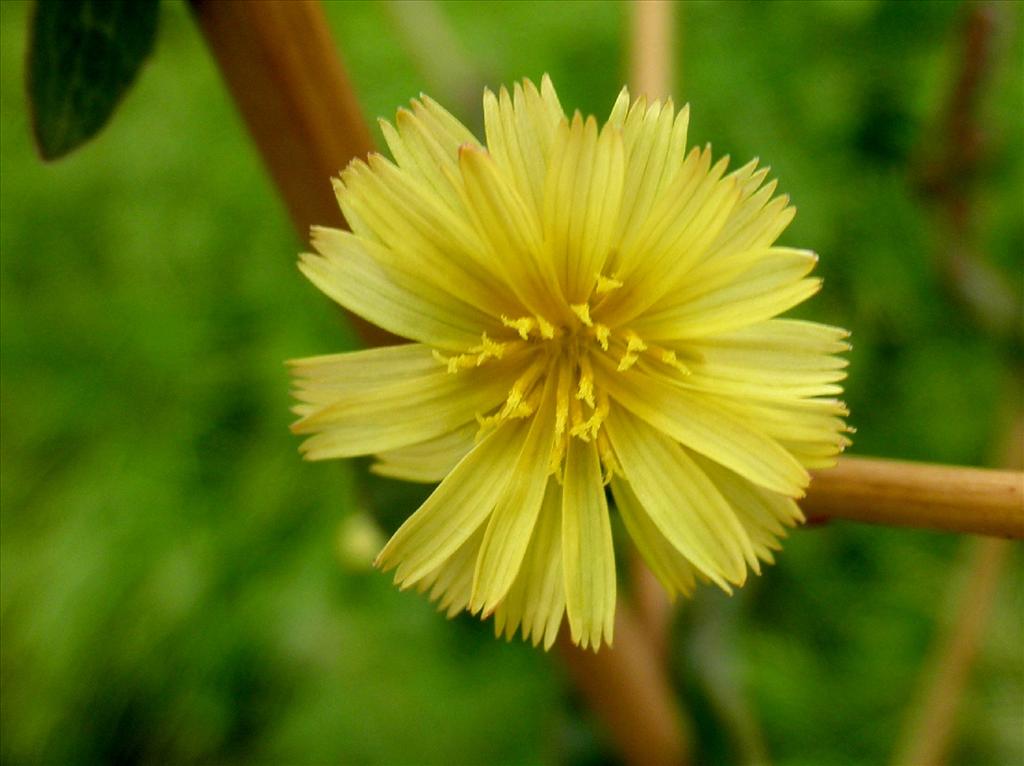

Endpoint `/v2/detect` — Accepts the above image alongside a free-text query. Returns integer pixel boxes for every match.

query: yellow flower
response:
[290,76,850,651]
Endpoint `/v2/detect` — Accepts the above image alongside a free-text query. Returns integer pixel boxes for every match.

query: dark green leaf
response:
[28,0,159,161]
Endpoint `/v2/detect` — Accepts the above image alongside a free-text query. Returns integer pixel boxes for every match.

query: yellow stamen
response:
[571,389,609,441]
[624,330,647,353]
[596,430,619,484]
[575,355,595,407]
[501,315,536,340]
[646,344,692,375]
[617,352,639,372]
[501,356,547,417]
[509,389,541,419]
[548,431,568,475]
[595,273,623,295]
[537,316,556,339]
[434,332,510,373]
[570,303,593,327]
[554,360,573,439]
[616,330,648,371]
[569,391,584,435]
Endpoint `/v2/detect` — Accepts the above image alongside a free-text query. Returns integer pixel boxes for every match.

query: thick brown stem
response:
[805,457,1024,539]
[557,603,691,766]
[190,0,393,346]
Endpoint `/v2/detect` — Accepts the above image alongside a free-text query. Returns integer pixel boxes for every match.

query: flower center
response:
[435,277,690,479]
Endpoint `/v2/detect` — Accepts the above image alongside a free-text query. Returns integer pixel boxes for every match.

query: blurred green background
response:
[2,1,1021,764]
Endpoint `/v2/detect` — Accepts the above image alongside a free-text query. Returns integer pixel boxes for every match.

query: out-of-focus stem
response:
[889,417,1022,765]
[891,9,1019,762]
[380,0,485,130]
[889,537,1013,766]
[630,0,675,99]
[688,593,771,766]
[805,458,1024,539]
[628,0,678,662]
[190,0,393,345]
[915,2,1019,338]
[557,603,692,766]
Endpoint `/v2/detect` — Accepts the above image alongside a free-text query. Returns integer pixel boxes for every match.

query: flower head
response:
[291,76,850,650]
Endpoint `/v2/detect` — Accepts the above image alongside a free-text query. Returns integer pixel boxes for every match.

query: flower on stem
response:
[290,76,850,651]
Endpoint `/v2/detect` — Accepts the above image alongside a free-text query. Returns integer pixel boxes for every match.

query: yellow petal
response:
[633,249,822,341]
[543,114,625,303]
[605,408,755,588]
[702,169,793,264]
[493,477,566,649]
[605,153,744,324]
[337,158,519,317]
[695,319,851,355]
[671,342,848,401]
[370,422,477,483]
[562,437,616,650]
[594,355,809,496]
[610,476,698,599]
[377,419,531,587]
[380,98,480,214]
[606,85,630,126]
[483,79,564,216]
[778,438,848,469]
[722,392,848,436]
[693,453,804,566]
[420,524,487,618]
[290,343,443,408]
[302,226,502,348]
[609,97,690,255]
[293,353,522,460]
[614,143,711,275]
[459,145,565,318]
[471,370,559,615]
[538,73,565,122]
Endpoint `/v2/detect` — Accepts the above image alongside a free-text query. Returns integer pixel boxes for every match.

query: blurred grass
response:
[1,1,1021,764]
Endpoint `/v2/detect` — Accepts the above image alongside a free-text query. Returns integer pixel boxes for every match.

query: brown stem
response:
[190,0,393,346]
[557,603,692,766]
[804,457,1024,539]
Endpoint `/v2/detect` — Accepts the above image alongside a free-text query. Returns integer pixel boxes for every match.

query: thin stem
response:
[804,457,1024,539]
[889,537,1012,766]
[630,0,676,99]
[628,0,679,664]
[914,1,1019,339]
[380,0,486,129]
[687,591,771,766]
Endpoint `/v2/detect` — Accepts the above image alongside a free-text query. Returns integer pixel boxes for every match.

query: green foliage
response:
[1,1,1021,765]
[28,0,159,160]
